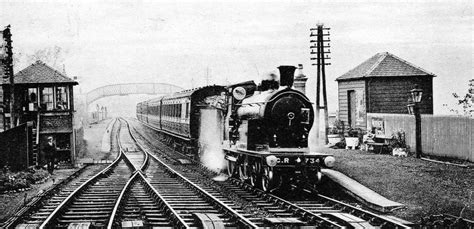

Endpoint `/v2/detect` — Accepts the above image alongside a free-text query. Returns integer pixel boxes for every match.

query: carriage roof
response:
[139,85,225,105]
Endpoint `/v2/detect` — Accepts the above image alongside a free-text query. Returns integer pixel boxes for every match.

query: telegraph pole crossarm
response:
[309,24,331,144]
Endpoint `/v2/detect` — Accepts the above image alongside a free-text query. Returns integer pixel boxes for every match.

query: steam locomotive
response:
[136,65,335,192]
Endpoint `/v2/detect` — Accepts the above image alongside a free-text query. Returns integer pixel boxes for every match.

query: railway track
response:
[116,118,256,228]
[5,119,121,228]
[108,171,185,228]
[6,117,423,228]
[3,164,106,228]
[127,118,416,228]
[39,119,137,228]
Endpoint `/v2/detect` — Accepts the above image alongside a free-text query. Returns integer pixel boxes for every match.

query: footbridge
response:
[86,83,184,106]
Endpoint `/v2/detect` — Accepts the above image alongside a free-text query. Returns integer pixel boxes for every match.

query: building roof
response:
[336,52,436,81]
[1,60,78,85]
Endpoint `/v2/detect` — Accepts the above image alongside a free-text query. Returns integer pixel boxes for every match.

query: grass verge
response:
[316,148,473,222]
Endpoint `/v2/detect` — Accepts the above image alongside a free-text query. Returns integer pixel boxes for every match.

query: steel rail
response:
[125,119,258,229]
[106,171,140,229]
[107,119,188,228]
[148,152,259,228]
[128,118,200,166]
[231,179,345,228]
[137,171,190,229]
[39,153,124,228]
[117,118,146,173]
[2,165,90,228]
[120,118,149,172]
[39,119,126,229]
[317,194,412,228]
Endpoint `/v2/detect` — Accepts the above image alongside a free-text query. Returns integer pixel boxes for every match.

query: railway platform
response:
[322,169,404,213]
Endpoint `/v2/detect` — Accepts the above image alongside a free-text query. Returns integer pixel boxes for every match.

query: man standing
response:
[43,136,56,174]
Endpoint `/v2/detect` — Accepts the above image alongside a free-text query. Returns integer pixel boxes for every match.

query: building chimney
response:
[294,64,308,94]
[277,65,296,88]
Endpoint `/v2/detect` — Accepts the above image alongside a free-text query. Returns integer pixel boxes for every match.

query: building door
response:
[348,90,356,128]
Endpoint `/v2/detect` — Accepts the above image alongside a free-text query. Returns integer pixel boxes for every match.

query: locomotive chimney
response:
[294,64,308,94]
[278,65,296,88]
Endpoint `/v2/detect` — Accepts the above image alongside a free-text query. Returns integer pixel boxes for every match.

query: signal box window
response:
[41,87,54,111]
[28,88,38,111]
[56,86,69,110]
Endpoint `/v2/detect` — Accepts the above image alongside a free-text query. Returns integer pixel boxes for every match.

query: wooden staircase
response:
[32,114,40,166]
[32,128,39,166]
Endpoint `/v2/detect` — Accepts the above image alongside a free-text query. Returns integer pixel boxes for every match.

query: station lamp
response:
[410,85,423,103]
[406,103,414,115]
[408,84,423,158]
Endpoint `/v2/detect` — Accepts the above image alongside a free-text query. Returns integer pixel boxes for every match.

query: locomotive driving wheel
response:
[227,160,237,178]
[262,166,275,192]
[238,157,248,181]
[249,161,261,187]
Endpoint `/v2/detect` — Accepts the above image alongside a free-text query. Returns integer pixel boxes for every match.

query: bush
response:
[330,119,345,135]
[389,130,407,149]
[0,167,49,192]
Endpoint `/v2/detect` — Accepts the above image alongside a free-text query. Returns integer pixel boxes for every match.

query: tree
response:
[26,46,66,70]
[452,92,472,117]
[444,80,473,117]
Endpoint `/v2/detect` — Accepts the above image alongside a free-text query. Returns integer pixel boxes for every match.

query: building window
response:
[28,88,38,111]
[56,86,69,110]
[41,87,54,111]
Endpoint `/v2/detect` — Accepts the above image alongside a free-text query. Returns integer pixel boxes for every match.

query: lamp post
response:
[407,85,423,158]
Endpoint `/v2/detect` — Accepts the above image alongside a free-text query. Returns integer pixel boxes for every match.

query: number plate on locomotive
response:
[276,157,320,165]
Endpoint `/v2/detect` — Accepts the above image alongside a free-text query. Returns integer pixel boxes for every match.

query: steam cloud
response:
[199,109,227,172]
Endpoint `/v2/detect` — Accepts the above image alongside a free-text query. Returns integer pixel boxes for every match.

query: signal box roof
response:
[336,52,436,81]
[1,60,78,85]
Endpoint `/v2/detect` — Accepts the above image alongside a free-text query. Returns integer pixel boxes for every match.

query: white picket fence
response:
[367,113,473,162]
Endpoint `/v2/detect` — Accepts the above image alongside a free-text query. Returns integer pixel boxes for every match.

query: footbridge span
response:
[85,83,184,106]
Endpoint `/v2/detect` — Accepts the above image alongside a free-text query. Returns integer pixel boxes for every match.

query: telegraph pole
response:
[310,24,331,144]
[206,67,210,86]
[1,25,15,128]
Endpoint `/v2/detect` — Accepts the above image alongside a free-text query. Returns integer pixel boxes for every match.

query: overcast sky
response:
[1,0,472,114]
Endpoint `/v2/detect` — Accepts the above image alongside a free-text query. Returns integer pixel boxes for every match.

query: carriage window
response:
[175,104,179,119]
[185,103,190,119]
[172,104,175,118]
[169,104,171,118]
[176,104,180,120]
[41,87,54,111]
